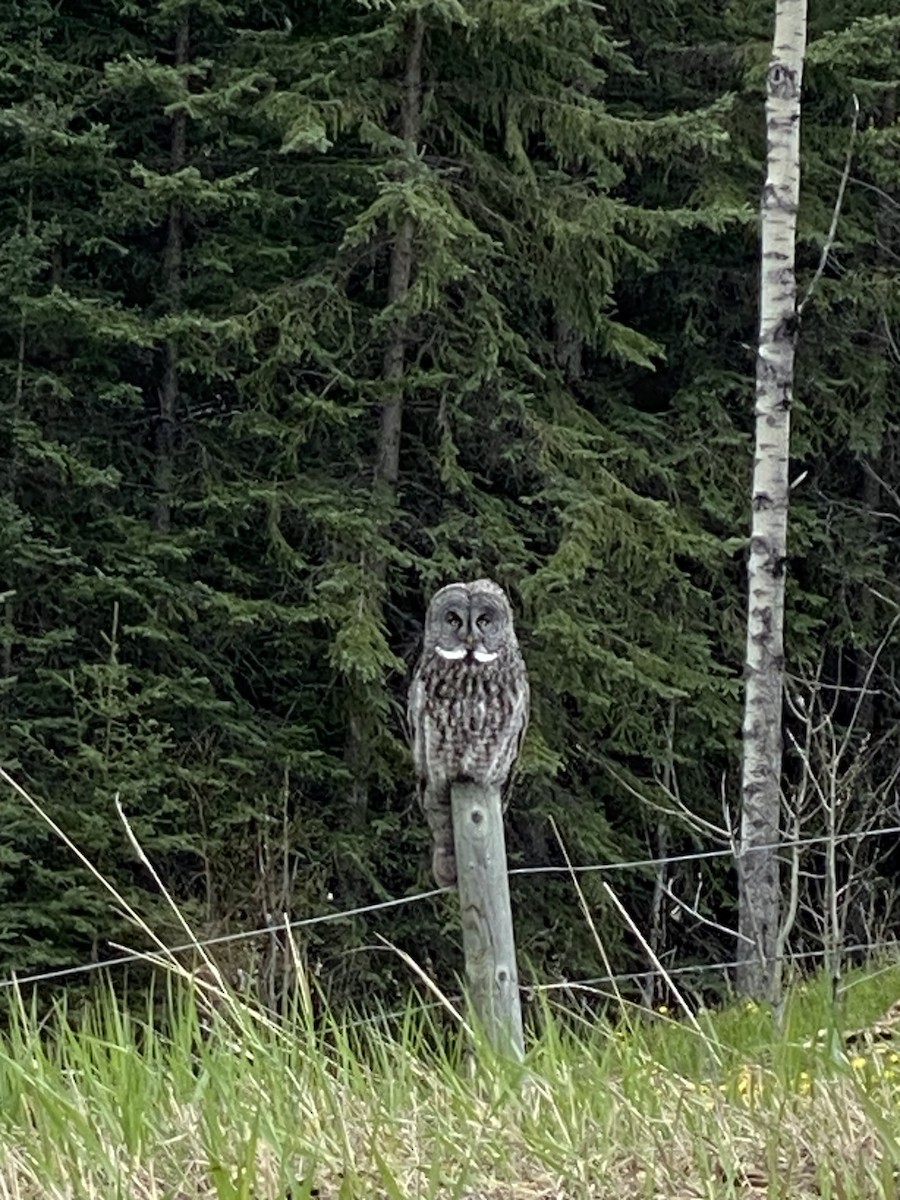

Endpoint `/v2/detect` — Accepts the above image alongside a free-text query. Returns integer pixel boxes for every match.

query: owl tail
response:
[421,782,456,888]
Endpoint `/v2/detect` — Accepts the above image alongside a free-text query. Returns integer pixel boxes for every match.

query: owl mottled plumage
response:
[408,579,530,888]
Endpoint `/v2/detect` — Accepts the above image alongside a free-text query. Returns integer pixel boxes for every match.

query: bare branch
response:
[798,94,859,317]
[604,761,730,844]
[661,880,751,945]
[860,456,900,516]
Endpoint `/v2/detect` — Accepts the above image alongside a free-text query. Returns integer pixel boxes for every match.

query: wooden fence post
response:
[450,780,524,1060]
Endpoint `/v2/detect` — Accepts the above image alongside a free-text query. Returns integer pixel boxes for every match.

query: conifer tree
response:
[5,0,896,1004]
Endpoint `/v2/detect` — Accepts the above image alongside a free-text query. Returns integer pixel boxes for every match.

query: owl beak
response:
[465,633,475,648]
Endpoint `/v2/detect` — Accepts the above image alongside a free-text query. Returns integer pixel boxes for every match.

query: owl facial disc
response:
[424,579,519,668]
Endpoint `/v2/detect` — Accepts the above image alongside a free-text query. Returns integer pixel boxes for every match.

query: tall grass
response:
[1,960,898,1199]
[0,770,896,1197]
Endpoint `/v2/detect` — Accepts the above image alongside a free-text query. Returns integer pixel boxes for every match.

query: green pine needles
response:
[0,0,898,1005]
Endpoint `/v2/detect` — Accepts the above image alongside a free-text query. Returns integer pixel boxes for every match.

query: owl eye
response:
[445,610,463,629]
[476,612,493,630]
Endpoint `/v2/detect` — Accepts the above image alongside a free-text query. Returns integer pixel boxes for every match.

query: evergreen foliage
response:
[1,0,897,1006]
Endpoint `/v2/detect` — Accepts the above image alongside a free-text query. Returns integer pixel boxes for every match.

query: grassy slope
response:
[1,961,898,1200]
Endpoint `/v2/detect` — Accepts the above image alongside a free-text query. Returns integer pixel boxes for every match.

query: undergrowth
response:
[0,959,898,1199]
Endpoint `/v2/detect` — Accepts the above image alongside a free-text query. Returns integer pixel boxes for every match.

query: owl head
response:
[423,578,518,665]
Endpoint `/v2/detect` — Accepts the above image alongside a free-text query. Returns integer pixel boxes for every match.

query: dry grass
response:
[0,769,896,1198]
[0,963,898,1200]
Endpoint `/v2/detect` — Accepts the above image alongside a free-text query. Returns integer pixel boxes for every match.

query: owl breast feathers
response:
[408,578,530,888]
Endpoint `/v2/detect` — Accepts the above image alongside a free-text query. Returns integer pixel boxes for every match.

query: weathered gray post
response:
[451,780,525,1060]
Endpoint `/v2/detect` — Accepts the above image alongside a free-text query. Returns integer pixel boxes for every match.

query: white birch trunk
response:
[737,0,807,1001]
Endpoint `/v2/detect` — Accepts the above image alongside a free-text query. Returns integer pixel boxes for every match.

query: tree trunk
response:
[1,163,34,686]
[737,0,807,1002]
[346,15,425,824]
[375,12,424,492]
[2,316,26,684]
[155,21,189,534]
[853,85,897,734]
[555,315,583,385]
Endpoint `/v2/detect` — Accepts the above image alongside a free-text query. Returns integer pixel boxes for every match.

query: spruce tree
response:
[4,0,896,1004]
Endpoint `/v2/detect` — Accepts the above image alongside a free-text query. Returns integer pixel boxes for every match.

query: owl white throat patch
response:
[472,649,499,663]
[436,646,499,664]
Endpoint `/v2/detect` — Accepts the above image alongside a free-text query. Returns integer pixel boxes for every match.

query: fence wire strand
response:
[0,887,446,992]
[528,938,899,994]
[344,936,900,1030]
[508,822,900,878]
[3,823,899,994]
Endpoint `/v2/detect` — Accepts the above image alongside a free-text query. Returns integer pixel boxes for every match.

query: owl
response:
[408,578,530,888]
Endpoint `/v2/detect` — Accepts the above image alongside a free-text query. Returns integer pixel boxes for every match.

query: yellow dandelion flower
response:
[850,1055,867,1071]
[736,1065,755,1104]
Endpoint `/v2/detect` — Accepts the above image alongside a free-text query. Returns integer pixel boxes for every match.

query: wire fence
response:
[528,938,899,995]
[3,821,898,995]
[508,822,900,878]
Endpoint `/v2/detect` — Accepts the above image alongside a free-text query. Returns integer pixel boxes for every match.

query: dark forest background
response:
[1,0,898,1010]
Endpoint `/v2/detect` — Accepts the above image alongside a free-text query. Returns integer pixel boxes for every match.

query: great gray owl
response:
[408,578,530,888]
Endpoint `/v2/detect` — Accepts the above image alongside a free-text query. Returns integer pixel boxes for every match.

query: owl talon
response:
[433,848,457,889]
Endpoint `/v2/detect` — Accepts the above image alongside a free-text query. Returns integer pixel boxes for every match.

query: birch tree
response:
[737,0,808,1001]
